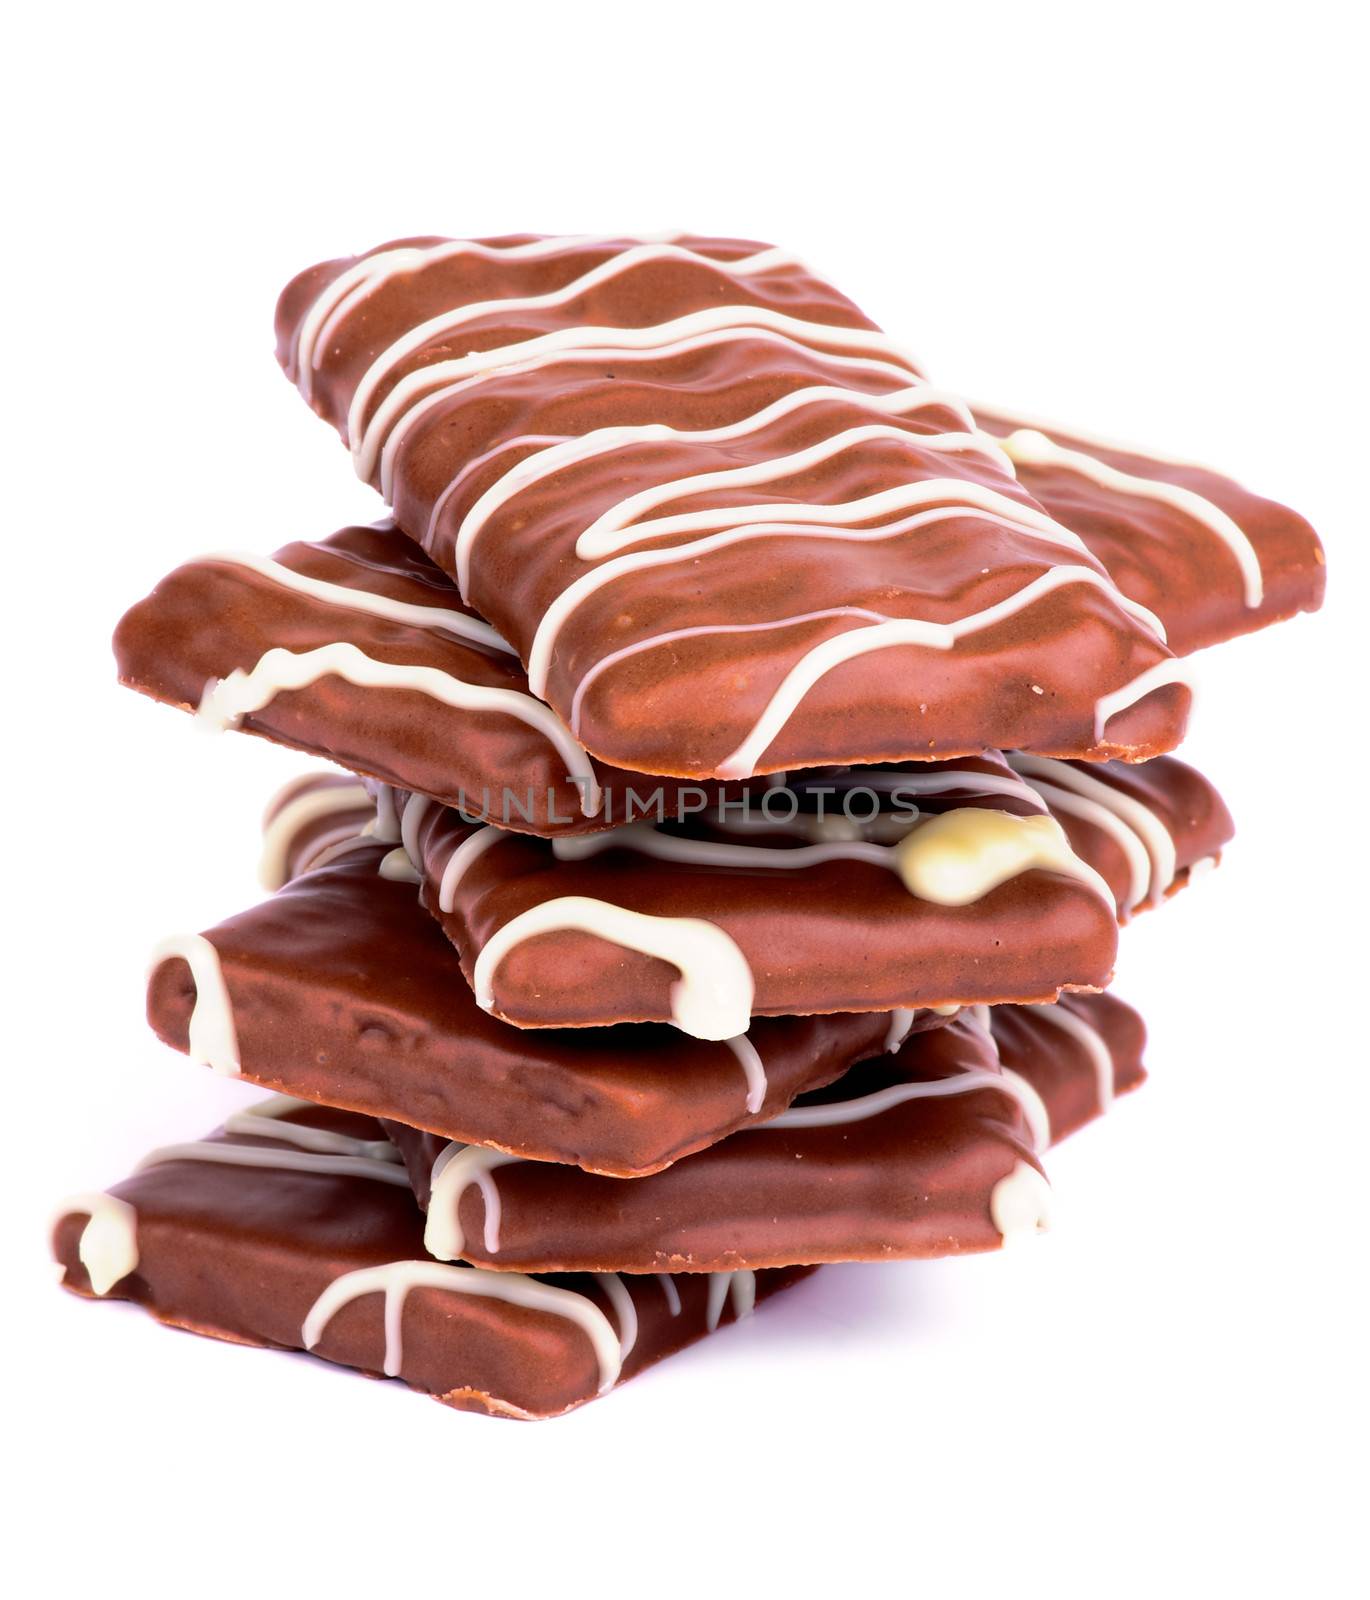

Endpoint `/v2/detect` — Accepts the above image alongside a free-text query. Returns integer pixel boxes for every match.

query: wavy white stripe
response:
[473,895,755,1042]
[258,780,370,890]
[573,430,1015,561]
[296,233,684,399]
[714,566,1170,779]
[347,241,802,448]
[354,304,922,481]
[204,549,514,654]
[148,933,239,1075]
[134,1140,412,1187]
[195,641,602,817]
[452,384,977,585]
[1008,753,1177,911]
[223,1095,402,1162]
[999,427,1263,607]
[529,506,1150,703]
[302,1260,626,1391]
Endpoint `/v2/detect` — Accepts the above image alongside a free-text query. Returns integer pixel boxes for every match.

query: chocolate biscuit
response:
[275,235,1191,774]
[53,1100,809,1419]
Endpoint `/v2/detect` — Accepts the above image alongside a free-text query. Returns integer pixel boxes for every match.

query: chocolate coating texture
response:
[275,235,1191,774]
[383,997,1143,1274]
[147,846,904,1176]
[53,1102,809,1419]
[400,750,1230,1029]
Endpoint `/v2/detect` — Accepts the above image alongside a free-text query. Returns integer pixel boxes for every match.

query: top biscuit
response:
[274,234,1198,776]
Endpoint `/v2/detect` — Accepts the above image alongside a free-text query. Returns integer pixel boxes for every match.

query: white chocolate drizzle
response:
[356,305,922,485]
[296,233,684,400]
[1008,753,1177,911]
[55,1193,139,1296]
[895,808,1114,908]
[705,1270,758,1333]
[529,508,1143,705]
[436,824,507,911]
[195,641,602,816]
[407,327,928,563]
[884,1010,917,1053]
[205,549,515,654]
[988,1160,1054,1245]
[148,933,240,1075]
[223,1095,404,1161]
[1093,659,1195,743]
[258,780,370,890]
[302,1259,627,1392]
[373,783,401,842]
[349,242,805,453]
[425,1143,524,1259]
[712,566,1168,778]
[473,896,755,1042]
[765,1065,1046,1150]
[135,1139,412,1188]
[572,430,1013,561]
[454,383,977,588]
[378,847,422,883]
[723,1034,768,1114]
[1028,1002,1117,1112]
[998,428,1264,608]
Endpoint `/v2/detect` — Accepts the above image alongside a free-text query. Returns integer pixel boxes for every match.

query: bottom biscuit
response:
[52,1101,811,1420]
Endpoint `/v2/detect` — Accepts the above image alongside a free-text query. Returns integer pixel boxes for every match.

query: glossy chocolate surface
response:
[275,235,1191,775]
[147,846,903,1176]
[384,997,1143,1274]
[53,1101,810,1419]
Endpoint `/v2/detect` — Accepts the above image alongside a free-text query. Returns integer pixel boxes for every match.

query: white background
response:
[5,4,1365,1595]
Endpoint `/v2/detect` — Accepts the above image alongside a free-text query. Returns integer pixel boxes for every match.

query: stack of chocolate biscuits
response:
[56,235,1324,1419]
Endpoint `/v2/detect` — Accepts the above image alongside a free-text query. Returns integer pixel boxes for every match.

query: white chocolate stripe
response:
[437,823,508,911]
[55,1193,139,1297]
[223,1096,403,1162]
[149,933,239,1075]
[474,896,754,1042]
[1093,658,1196,742]
[205,550,514,654]
[884,1009,917,1053]
[706,1270,757,1333]
[378,847,422,884]
[766,1064,1048,1151]
[355,305,923,481]
[1028,1002,1117,1112]
[302,1260,627,1392]
[553,820,894,876]
[1009,753,1177,910]
[714,566,1171,779]
[989,1161,1054,1245]
[134,1140,412,1187]
[531,511,1150,704]
[569,606,896,737]
[999,428,1264,608]
[555,808,1113,910]
[573,432,1018,561]
[386,330,927,524]
[452,384,976,587]
[426,1143,524,1259]
[194,641,603,817]
[399,791,433,868]
[298,234,685,399]
[373,783,401,842]
[348,241,803,446]
[597,1274,639,1362]
[723,1034,768,1115]
[258,780,370,890]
